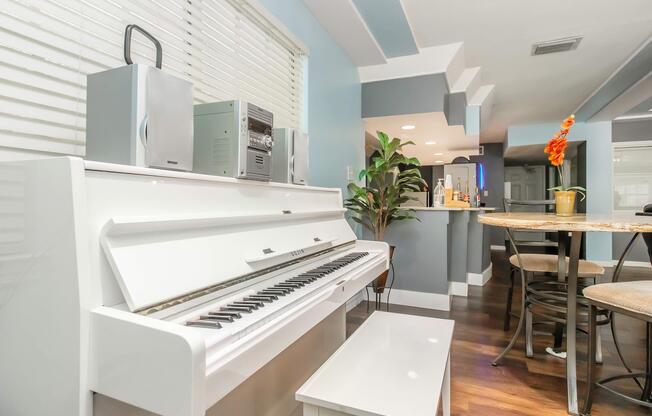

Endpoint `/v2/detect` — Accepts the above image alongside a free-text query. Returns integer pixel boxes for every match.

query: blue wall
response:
[258,0,364,193]
[507,121,613,261]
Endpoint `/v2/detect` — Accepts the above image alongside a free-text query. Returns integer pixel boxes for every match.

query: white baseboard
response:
[622,260,652,269]
[449,281,468,297]
[374,288,450,311]
[468,263,493,286]
[591,260,651,269]
[592,260,615,267]
[490,245,506,251]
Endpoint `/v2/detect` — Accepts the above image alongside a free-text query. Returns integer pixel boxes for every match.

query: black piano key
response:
[232,301,261,309]
[289,278,314,284]
[281,281,305,288]
[260,289,287,296]
[209,311,242,319]
[298,273,321,279]
[222,305,253,313]
[245,295,276,302]
[186,319,222,329]
[273,284,295,292]
[200,314,233,323]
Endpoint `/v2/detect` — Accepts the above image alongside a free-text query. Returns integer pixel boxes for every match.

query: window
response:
[0,0,305,156]
[613,142,652,211]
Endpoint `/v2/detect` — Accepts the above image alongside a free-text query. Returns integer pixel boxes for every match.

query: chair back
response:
[612,204,652,283]
[503,198,558,253]
[644,204,652,265]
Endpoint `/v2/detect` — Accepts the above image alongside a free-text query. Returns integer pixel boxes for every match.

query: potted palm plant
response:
[345,131,426,292]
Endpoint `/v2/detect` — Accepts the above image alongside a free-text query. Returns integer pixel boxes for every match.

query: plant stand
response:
[365,259,395,312]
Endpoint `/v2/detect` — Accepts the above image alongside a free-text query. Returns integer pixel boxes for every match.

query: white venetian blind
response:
[0,0,305,156]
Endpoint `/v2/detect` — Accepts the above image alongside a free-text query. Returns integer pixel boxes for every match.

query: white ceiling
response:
[305,0,652,144]
[401,0,652,142]
[363,112,479,165]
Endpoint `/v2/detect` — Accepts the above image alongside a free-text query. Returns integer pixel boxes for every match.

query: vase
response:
[372,245,395,294]
[555,191,576,217]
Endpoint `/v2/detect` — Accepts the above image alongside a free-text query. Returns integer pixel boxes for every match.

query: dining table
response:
[478,212,652,415]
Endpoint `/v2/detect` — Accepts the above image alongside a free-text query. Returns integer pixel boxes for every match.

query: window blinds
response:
[0,0,305,156]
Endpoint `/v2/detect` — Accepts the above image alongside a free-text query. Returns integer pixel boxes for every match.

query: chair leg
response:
[525,305,534,358]
[595,326,603,364]
[504,267,515,332]
[610,313,644,390]
[641,322,652,402]
[583,304,597,415]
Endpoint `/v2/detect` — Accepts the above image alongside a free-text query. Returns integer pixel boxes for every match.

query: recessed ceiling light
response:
[425,141,437,145]
[435,160,444,164]
[401,125,415,130]
[433,152,443,156]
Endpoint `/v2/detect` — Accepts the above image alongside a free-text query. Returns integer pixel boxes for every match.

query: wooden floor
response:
[346,251,652,415]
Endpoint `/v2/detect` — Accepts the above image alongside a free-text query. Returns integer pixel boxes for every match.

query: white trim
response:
[376,289,450,311]
[592,260,616,267]
[612,140,652,148]
[490,245,506,251]
[468,263,493,286]
[449,281,468,297]
[614,113,652,121]
[622,261,652,269]
[596,259,652,268]
[243,0,309,54]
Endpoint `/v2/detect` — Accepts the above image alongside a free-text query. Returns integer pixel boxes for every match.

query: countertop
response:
[296,311,455,416]
[478,212,652,232]
[405,206,496,212]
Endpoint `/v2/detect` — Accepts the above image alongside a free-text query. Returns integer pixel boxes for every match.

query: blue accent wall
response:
[258,0,364,193]
[507,122,613,261]
[352,0,419,58]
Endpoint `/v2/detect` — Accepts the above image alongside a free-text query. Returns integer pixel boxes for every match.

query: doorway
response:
[505,165,546,241]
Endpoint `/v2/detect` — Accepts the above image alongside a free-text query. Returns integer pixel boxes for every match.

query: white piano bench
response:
[296,311,454,416]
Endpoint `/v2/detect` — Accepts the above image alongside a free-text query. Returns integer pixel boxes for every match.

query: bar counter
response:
[378,206,495,310]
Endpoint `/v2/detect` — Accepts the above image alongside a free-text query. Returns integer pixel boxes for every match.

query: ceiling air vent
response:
[531,36,582,56]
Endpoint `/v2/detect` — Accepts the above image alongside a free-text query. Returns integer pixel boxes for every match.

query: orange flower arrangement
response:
[545,114,585,200]
[544,115,574,167]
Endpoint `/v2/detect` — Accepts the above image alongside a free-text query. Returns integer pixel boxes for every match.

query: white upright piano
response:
[0,157,388,416]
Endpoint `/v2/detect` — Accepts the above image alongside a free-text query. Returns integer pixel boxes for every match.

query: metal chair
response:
[583,205,652,414]
[497,199,607,364]
[502,199,605,336]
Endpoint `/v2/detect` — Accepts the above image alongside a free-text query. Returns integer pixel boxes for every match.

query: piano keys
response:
[0,157,388,416]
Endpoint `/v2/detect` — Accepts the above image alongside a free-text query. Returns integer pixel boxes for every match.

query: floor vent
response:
[532,37,582,56]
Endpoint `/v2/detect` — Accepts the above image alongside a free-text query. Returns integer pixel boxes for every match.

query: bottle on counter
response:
[475,187,481,207]
[434,178,445,207]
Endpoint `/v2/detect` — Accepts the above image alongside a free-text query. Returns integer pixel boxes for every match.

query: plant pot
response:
[555,191,577,217]
[372,245,395,294]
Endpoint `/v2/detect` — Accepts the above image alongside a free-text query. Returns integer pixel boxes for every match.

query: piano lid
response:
[100,209,356,312]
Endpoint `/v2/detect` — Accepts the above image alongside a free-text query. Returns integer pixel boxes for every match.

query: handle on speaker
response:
[124,24,162,69]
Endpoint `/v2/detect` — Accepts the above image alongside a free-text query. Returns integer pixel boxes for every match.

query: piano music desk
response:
[296,311,454,416]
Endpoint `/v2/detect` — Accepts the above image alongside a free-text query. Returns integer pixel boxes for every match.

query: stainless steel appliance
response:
[193,100,274,181]
[85,25,194,171]
[271,128,309,185]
